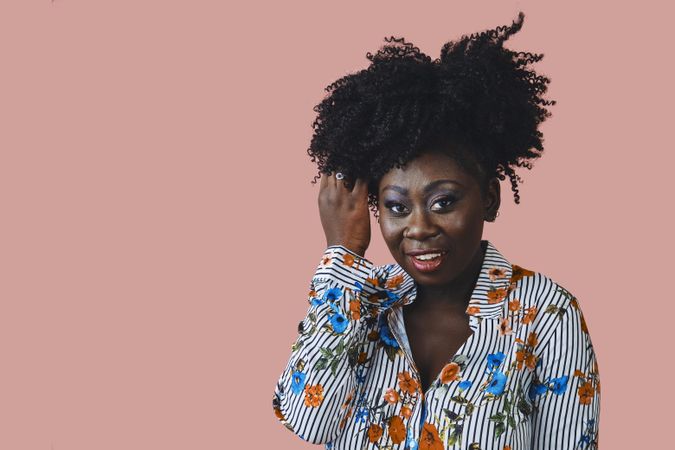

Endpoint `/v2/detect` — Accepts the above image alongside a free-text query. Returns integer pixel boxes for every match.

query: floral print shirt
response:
[273,240,600,449]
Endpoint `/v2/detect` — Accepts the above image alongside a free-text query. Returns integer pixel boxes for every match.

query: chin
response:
[412,272,455,287]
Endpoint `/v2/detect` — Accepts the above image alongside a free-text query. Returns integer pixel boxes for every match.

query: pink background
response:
[1,1,672,448]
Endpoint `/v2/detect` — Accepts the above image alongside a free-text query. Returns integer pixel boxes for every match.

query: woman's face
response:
[377,150,500,288]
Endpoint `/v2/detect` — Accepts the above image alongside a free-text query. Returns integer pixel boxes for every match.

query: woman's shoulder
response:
[511,263,592,343]
[511,263,581,311]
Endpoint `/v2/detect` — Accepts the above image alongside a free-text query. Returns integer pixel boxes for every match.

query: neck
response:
[413,240,486,312]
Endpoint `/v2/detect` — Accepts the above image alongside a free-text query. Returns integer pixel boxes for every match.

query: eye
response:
[430,196,456,211]
[384,201,408,215]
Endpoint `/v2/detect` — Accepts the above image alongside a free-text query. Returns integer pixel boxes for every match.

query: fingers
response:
[321,171,348,191]
[320,170,368,197]
[336,173,362,193]
[319,170,337,191]
[336,174,353,193]
[352,178,367,198]
[321,170,345,191]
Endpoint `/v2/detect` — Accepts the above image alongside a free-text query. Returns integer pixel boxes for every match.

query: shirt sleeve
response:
[272,245,375,445]
[529,286,601,449]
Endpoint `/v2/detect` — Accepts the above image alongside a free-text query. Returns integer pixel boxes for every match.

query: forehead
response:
[378,151,479,192]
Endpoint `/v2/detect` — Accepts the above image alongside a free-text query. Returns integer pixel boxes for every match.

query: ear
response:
[483,177,501,222]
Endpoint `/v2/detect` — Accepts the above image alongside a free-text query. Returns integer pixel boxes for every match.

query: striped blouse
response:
[273,240,600,449]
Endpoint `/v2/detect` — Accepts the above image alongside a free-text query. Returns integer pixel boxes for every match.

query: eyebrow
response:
[381,179,465,195]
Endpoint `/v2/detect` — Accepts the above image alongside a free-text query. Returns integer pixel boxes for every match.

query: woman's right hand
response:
[318,172,371,257]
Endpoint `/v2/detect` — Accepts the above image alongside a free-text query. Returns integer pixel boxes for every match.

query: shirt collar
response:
[384,240,514,320]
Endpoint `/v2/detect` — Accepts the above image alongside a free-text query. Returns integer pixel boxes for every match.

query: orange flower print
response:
[343,253,355,267]
[574,369,586,377]
[366,276,380,287]
[440,362,460,383]
[508,298,521,312]
[274,406,285,421]
[367,423,383,443]
[525,352,538,371]
[388,415,407,444]
[386,273,405,289]
[398,371,420,395]
[303,384,324,407]
[527,331,538,347]
[522,306,538,325]
[419,422,444,450]
[499,317,512,336]
[515,349,526,370]
[384,388,400,404]
[580,312,589,334]
[578,381,595,405]
[488,267,507,281]
[504,446,512,450]
[349,299,361,320]
[515,349,537,371]
[466,305,481,315]
[358,352,368,364]
[339,405,353,429]
[367,330,380,341]
[511,264,535,282]
[320,254,333,268]
[342,391,354,409]
[400,405,412,418]
[487,287,507,304]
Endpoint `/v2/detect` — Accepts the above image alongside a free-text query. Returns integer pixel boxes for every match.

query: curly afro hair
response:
[307,11,556,219]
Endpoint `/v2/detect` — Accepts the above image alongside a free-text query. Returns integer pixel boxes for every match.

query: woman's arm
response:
[529,284,601,448]
[272,244,375,445]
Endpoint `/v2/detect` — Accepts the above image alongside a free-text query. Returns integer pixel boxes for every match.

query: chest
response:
[402,307,474,393]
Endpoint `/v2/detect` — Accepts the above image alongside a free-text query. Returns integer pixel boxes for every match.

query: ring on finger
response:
[335,172,344,180]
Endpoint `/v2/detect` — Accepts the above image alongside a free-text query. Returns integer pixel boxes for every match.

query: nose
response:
[404,209,440,241]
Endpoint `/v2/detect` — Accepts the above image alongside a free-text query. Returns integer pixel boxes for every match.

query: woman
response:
[273,11,600,450]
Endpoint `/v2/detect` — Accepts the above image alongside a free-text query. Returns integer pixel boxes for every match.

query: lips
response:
[407,251,448,273]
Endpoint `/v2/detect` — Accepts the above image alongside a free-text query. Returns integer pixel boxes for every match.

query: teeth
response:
[414,253,442,261]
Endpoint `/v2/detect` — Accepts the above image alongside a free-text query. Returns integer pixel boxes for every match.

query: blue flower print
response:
[310,295,324,307]
[458,380,473,391]
[355,366,367,384]
[486,352,506,371]
[405,426,419,450]
[378,319,400,348]
[577,418,596,448]
[549,375,569,395]
[290,370,306,395]
[355,406,370,423]
[380,290,400,308]
[323,287,343,302]
[329,312,348,333]
[528,382,548,401]
[486,370,507,395]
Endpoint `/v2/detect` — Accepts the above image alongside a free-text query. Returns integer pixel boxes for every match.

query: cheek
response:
[437,208,485,242]
[446,210,483,231]
[378,219,403,247]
